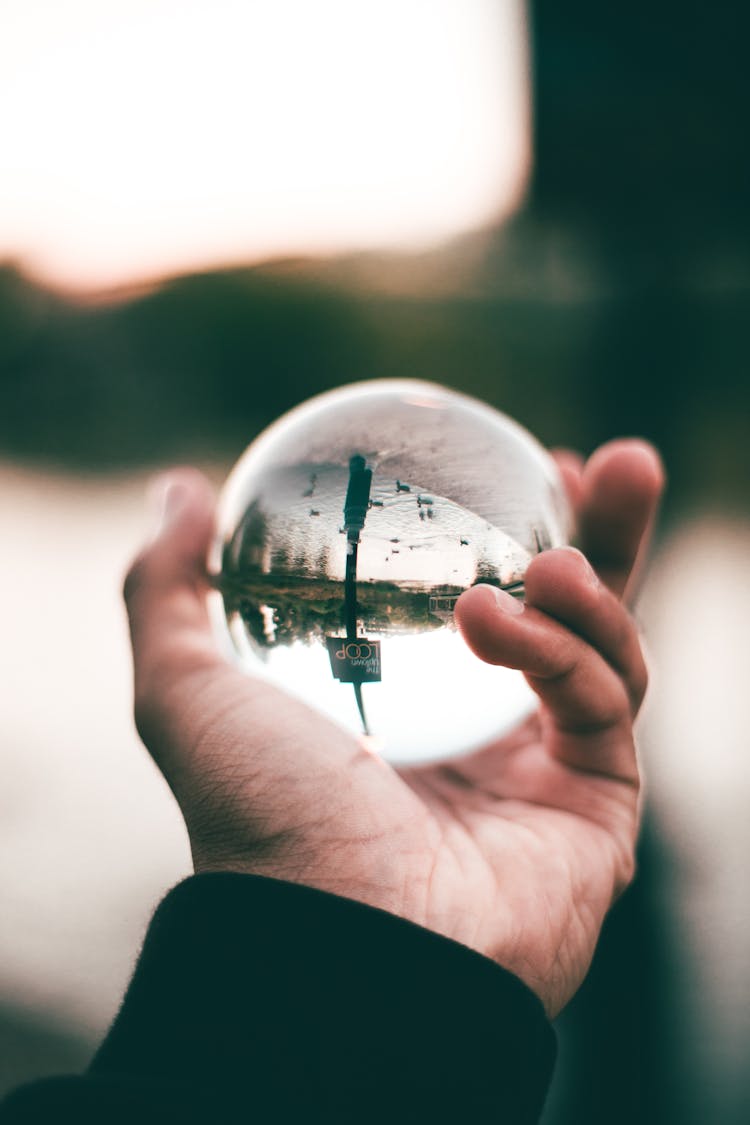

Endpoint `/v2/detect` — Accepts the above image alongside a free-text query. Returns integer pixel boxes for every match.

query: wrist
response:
[190,836,434,936]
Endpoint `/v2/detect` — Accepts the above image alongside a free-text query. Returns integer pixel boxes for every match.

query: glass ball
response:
[211,380,571,765]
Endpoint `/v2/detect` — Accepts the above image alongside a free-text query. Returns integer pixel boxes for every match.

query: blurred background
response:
[1,1,748,1121]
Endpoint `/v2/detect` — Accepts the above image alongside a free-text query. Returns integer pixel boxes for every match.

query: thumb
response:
[123,468,223,739]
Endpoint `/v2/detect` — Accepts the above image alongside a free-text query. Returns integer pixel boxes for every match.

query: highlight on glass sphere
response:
[210,380,571,765]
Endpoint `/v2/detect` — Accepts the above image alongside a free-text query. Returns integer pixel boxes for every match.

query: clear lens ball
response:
[211,380,571,765]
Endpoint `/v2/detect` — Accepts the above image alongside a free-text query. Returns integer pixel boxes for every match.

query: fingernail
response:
[560,546,599,588]
[485,585,525,615]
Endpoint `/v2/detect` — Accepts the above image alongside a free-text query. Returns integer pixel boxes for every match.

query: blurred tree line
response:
[1,1,749,520]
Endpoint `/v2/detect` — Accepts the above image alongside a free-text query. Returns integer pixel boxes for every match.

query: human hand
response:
[123,440,663,1017]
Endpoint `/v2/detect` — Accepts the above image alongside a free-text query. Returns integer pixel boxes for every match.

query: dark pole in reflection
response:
[343,454,372,732]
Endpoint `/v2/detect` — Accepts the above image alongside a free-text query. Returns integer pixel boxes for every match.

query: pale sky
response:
[0,0,530,292]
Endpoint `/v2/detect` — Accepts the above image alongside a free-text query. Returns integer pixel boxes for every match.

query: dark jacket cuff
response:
[94,873,555,1122]
[3,873,556,1123]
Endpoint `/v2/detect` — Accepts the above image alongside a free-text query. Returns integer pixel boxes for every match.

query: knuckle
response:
[588,687,632,732]
[610,607,634,657]
[540,633,580,682]
[608,601,649,710]
[602,683,633,729]
[621,622,649,710]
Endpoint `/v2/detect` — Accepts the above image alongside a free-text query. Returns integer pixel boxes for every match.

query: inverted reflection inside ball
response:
[213,380,570,764]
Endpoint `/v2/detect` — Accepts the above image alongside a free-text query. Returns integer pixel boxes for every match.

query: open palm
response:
[125,440,662,1017]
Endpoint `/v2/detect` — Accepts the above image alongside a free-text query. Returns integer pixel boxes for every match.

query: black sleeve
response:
[1,873,556,1123]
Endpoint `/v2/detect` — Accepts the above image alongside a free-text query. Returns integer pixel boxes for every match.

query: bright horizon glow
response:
[0,0,529,293]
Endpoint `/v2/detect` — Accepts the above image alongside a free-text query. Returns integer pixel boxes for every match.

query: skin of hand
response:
[124,439,663,1018]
